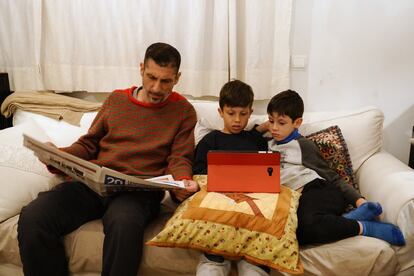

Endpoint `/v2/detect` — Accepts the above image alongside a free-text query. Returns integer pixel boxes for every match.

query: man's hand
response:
[183,179,199,192]
[35,141,57,165]
[171,180,199,202]
[35,142,66,176]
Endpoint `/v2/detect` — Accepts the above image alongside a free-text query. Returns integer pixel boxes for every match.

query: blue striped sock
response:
[360,220,405,246]
[343,202,382,221]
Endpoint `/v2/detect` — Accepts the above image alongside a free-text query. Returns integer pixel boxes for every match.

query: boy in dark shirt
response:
[193,80,268,174]
[194,80,270,276]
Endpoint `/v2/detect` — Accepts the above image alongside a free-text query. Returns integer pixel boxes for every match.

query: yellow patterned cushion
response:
[147,175,303,274]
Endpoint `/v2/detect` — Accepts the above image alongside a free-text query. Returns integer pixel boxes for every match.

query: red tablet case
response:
[207,151,280,193]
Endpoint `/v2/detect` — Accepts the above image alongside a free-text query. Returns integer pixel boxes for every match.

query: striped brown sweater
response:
[61,86,197,180]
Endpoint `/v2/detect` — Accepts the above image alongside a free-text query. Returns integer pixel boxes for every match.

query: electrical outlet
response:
[291,55,307,69]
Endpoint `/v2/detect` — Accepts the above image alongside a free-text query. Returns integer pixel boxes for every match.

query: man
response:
[17,42,198,276]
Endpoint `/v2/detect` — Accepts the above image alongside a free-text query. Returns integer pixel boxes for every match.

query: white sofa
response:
[0,99,413,276]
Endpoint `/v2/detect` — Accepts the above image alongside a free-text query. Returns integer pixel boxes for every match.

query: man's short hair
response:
[144,42,181,71]
[219,80,254,109]
[267,90,304,121]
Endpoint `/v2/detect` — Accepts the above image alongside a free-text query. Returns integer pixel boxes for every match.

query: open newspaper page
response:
[23,134,185,196]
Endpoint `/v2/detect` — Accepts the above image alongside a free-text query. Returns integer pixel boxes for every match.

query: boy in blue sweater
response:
[265,89,405,246]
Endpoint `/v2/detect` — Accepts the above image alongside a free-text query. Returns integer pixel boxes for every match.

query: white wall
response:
[290,0,414,164]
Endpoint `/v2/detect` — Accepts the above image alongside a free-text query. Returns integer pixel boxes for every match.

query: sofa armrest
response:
[357,151,414,224]
[356,151,414,272]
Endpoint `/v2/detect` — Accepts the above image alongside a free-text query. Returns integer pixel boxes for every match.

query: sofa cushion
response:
[299,236,399,275]
[306,125,356,190]
[0,122,53,222]
[0,214,399,276]
[13,109,97,147]
[147,175,303,274]
[64,208,201,274]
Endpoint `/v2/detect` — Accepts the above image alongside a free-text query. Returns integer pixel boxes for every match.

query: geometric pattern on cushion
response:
[306,125,357,191]
[147,175,303,274]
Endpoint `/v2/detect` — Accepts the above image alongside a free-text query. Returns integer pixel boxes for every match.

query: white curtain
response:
[229,0,292,99]
[0,0,43,90]
[0,0,292,99]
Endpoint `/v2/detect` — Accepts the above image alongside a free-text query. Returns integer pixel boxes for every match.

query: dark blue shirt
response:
[193,128,268,174]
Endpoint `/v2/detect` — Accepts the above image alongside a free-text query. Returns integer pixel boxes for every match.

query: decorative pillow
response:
[0,121,53,222]
[306,125,357,190]
[147,175,303,274]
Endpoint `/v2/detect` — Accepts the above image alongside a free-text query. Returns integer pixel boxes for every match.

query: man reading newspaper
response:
[18,42,199,276]
[24,135,189,194]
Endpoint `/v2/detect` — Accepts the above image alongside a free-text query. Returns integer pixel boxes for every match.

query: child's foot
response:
[343,202,382,221]
[197,253,231,276]
[360,220,406,246]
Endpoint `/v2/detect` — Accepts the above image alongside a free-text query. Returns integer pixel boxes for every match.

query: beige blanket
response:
[1,91,102,126]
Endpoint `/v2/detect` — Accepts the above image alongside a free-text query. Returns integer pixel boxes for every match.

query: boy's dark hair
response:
[267,90,304,121]
[219,80,254,109]
[144,42,181,71]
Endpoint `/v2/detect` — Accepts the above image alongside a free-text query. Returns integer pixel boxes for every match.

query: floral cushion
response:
[306,125,357,190]
[147,175,303,274]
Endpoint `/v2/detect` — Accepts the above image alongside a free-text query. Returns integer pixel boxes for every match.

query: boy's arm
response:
[248,124,270,151]
[299,137,362,207]
[193,132,215,174]
[255,120,270,133]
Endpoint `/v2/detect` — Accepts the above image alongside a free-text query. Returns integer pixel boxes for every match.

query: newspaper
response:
[23,134,185,196]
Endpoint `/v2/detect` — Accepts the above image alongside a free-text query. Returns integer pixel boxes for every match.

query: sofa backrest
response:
[189,100,384,172]
[13,101,384,172]
[299,107,384,171]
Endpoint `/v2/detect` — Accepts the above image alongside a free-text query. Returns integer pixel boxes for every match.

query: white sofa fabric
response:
[0,100,413,276]
[0,121,53,222]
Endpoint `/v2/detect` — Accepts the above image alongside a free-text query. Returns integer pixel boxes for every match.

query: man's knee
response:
[17,188,69,240]
[17,204,51,250]
[18,200,46,232]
